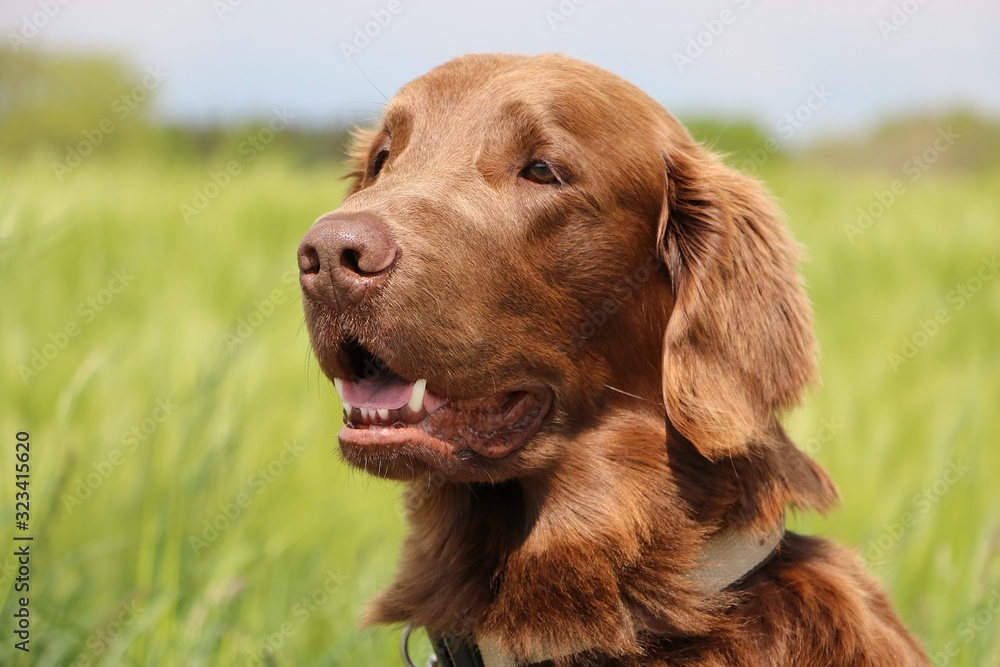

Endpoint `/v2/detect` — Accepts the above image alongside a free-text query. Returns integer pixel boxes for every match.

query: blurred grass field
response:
[1,140,999,666]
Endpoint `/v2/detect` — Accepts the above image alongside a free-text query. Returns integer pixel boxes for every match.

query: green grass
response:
[1,149,998,666]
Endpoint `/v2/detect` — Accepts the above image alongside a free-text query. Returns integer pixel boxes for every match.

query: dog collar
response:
[401,522,785,667]
[688,519,785,595]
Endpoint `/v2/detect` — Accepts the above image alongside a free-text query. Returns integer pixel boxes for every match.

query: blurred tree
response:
[0,49,353,166]
[0,49,150,155]
[806,111,1000,173]
[682,118,772,157]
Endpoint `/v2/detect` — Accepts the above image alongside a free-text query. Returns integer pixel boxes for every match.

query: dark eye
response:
[520,161,559,185]
[369,148,389,179]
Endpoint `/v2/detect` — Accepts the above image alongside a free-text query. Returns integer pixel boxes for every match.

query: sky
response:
[3,0,999,144]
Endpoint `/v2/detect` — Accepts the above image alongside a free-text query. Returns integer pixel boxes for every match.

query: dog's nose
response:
[298,212,399,308]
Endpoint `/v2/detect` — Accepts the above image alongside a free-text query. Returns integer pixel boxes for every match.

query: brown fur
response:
[300,53,929,665]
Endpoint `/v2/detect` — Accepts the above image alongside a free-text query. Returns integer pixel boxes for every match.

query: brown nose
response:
[298,212,399,308]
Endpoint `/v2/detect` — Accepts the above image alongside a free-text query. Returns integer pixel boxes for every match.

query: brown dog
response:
[298,53,929,666]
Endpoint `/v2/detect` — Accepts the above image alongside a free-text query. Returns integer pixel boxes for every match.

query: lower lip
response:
[338,423,458,457]
[337,387,552,460]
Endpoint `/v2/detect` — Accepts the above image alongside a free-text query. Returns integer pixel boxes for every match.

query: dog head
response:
[299,53,817,484]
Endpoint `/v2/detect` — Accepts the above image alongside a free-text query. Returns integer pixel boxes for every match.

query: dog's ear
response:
[657,138,816,461]
[343,124,381,196]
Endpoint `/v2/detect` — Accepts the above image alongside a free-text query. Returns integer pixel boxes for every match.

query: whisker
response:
[603,384,656,404]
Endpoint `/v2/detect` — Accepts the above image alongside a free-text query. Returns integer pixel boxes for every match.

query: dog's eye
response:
[520,161,559,185]
[369,148,390,179]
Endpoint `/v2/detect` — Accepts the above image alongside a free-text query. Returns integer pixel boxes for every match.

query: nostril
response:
[299,213,398,306]
[341,248,363,276]
[298,245,321,275]
[341,242,398,277]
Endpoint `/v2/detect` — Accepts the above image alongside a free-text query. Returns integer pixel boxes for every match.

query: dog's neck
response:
[366,409,813,664]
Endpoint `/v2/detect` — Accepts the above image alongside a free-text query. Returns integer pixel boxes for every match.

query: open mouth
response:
[332,338,551,465]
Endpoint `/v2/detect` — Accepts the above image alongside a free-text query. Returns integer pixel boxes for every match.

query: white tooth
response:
[362,408,372,421]
[334,379,352,417]
[408,379,427,412]
[377,408,389,420]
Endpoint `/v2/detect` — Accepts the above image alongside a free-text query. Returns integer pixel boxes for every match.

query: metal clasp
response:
[401,624,438,667]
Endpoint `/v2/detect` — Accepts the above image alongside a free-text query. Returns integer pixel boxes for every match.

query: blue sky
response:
[3,0,998,143]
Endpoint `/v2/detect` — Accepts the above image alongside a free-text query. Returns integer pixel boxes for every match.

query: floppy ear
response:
[343,124,381,196]
[657,140,816,461]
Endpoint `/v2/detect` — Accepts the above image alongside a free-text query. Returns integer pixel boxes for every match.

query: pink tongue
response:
[341,376,414,410]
